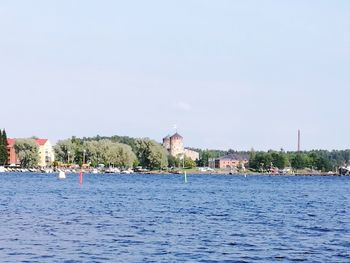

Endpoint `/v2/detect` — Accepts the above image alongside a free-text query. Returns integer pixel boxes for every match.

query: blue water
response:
[0,173,349,262]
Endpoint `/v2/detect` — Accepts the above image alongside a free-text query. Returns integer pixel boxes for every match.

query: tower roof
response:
[170,132,183,139]
[163,135,171,140]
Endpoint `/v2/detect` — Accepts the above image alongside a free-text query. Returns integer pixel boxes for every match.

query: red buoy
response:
[79,170,83,185]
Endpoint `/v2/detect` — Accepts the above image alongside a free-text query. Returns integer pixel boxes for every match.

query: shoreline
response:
[0,167,343,176]
[166,172,342,177]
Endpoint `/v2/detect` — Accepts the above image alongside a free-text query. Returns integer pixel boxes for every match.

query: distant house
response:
[6,138,55,167]
[209,154,249,169]
[35,139,55,167]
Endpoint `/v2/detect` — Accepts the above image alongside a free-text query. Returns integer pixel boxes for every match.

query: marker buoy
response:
[79,170,83,185]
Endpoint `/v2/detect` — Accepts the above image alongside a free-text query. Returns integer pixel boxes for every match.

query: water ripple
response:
[0,173,349,262]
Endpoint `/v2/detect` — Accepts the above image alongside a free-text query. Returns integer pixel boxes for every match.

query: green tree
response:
[54,139,77,164]
[2,129,8,165]
[83,140,102,166]
[248,148,257,170]
[196,149,224,167]
[14,139,39,168]
[271,151,288,169]
[83,139,136,168]
[0,130,4,165]
[184,157,196,169]
[290,153,309,170]
[135,138,168,170]
[0,130,3,164]
[82,135,138,152]
[307,152,332,172]
[103,140,136,168]
[0,129,9,165]
[249,151,273,171]
[168,155,180,168]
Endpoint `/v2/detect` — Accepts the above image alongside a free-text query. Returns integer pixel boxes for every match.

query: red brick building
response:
[209,154,249,169]
[7,138,18,166]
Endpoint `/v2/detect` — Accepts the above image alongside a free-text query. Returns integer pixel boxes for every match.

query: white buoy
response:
[58,170,66,179]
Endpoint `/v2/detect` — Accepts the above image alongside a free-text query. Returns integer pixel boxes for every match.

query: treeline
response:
[248,150,350,172]
[0,129,8,165]
[9,133,350,172]
[79,135,138,152]
[10,134,198,170]
[54,137,168,170]
[189,147,349,172]
[55,136,198,170]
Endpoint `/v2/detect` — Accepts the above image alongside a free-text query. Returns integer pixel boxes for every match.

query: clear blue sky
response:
[1,1,349,151]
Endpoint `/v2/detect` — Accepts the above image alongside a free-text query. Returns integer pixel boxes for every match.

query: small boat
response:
[121,169,133,174]
[58,170,66,179]
[105,167,121,174]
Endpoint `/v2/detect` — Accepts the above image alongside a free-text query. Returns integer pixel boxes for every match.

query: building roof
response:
[163,135,171,140]
[217,154,249,161]
[7,138,16,146]
[170,132,183,139]
[35,139,48,146]
[6,138,50,147]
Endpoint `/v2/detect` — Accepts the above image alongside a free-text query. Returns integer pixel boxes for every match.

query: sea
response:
[0,173,349,262]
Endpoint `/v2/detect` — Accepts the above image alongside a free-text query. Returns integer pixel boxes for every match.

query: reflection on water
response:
[0,173,349,262]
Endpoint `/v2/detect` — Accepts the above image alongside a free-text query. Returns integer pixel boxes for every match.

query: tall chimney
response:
[298,129,301,152]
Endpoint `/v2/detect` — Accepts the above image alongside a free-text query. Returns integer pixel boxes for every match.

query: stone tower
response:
[170,133,184,157]
[162,135,171,151]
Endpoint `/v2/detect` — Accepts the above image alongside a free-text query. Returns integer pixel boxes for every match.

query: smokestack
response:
[298,130,301,152]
